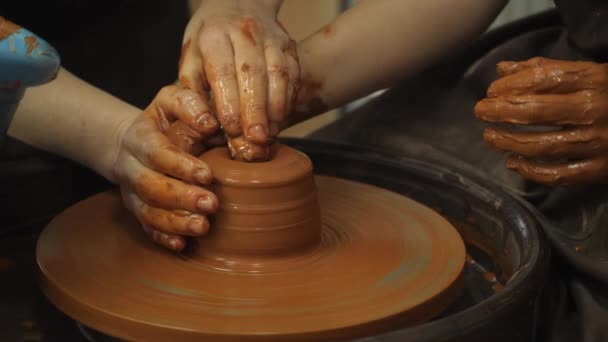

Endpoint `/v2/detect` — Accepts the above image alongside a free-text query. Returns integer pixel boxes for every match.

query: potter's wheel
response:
[36,145,466,341]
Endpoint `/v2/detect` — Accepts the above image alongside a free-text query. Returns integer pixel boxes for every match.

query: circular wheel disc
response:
[37,176,465,341]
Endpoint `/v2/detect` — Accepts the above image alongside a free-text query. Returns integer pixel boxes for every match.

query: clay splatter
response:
[24,36,39,55]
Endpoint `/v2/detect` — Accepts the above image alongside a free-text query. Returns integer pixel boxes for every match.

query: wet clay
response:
[37,145,466,341]
[0,17,20,41]
[196,145,321,262]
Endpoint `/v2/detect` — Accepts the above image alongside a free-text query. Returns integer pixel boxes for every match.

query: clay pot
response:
[195,145,322,263]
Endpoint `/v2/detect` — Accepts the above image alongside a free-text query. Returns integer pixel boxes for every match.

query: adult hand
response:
[111,85,220,251]
[475,57,608,186]
[179,0,299,160]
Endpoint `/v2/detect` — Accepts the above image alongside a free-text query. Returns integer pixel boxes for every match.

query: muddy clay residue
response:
[24,35,39,55]
[240,17,258,46]
[323,24,335,37]
[0,17,20,41]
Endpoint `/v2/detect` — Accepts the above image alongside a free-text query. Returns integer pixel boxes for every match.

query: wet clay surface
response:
[196,145,322,263]
[36,145,466,341]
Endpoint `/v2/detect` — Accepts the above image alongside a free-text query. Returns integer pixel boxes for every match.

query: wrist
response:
[97,106,139,184]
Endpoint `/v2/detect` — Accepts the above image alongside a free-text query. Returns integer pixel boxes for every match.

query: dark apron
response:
[312,1,608,341]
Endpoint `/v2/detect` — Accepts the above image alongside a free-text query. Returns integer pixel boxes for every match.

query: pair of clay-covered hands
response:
[108,4,608,251]
[109,5,297,251]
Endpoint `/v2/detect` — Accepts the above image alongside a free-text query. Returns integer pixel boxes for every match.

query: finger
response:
[178,38,209,96]
[127,120,213,184]
[506,154,608,186]
[125,155,218,213]
[484,126,608,158]
[165,121,205,155]
[200,28,242,137]
[285,38,300,123]
[489,62,606,97]
[227,136,270,162]
[156,86,219,136]
[232,31,269,144]
[264,40,289,135]
[497,57,555,76]
[123,190,209,236]
[474,92,608,125]
[142,225,186,252]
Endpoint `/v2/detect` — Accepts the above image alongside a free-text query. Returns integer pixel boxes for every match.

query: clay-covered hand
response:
[111,85,220,251]
[475,57,608,186]
[179,0,299,160]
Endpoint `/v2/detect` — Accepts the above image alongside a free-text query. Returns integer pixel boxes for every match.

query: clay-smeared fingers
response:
[506,154,608,186]
[484,126,608,158]
[475,92,608,125]
[178,38,209,95]
[165,121,206,156]
[264,40,289,137]
[126,122,213,185]
[496,57,555,77]
[227,136,270,161]
[122,190,209,236]
[142,225,186,252]
[156,86,218,136]
[124,155,218,213]
[120,190,186,251]
[200,29,242,137]
[232,32,269,145]
[489,62,608,97]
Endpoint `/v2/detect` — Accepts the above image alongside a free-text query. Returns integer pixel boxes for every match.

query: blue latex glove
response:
[0,17,60,146]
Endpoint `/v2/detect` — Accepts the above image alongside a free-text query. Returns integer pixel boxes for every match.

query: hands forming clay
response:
[179,0,299,161]
[111,85,220,251]
[476,57,608,186]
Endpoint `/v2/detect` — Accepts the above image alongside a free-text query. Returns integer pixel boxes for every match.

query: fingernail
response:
[194,168,212,184]
[197,113,218,131]
[197,196,218,212]
[188,218,205,234]
[474,101,488,117]
[248,124,267,143]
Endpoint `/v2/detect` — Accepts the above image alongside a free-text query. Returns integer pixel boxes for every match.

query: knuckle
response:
[240,63,263,76]
[174,89,197,107]
[268,64,289,79]
[200,25,227,42]
[246,103,266,116]
[157,85,176,99]
[212,64,237,80]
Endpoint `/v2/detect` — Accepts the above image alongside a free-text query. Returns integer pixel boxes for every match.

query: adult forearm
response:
[295,0,508,120]
[8,68,139,182]
[194,0,284,16]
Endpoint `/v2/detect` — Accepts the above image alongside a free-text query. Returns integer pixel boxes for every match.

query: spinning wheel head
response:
[37,145,466,341]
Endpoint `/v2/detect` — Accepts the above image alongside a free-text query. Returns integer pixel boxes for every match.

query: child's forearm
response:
[8,68,140,182]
